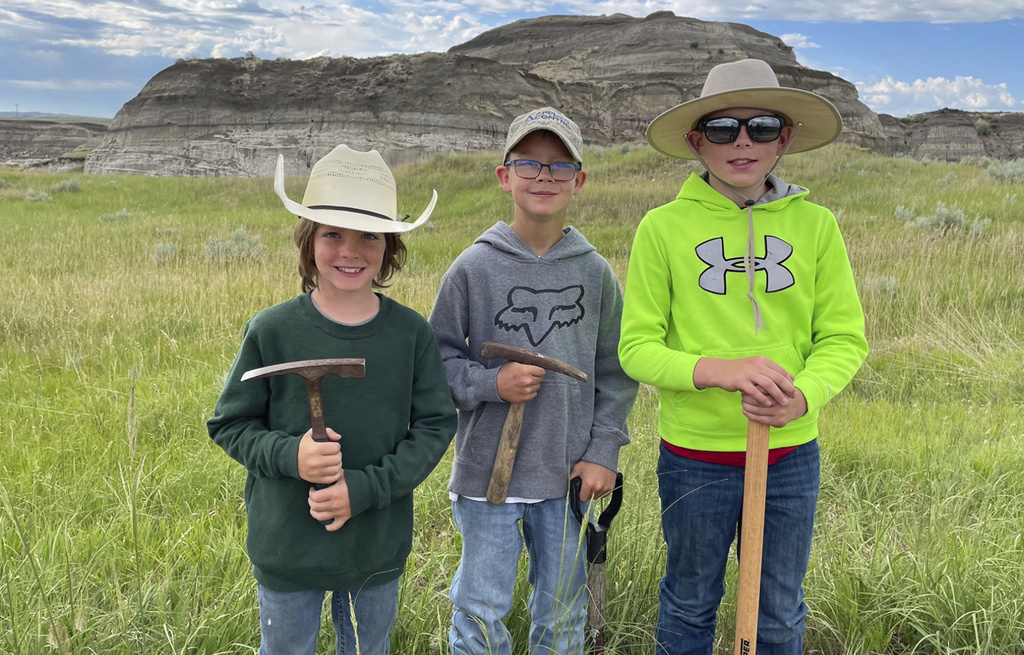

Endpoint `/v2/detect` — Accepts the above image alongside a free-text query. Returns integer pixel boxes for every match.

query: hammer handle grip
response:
[734,419,770,655]
[486,401,525,505]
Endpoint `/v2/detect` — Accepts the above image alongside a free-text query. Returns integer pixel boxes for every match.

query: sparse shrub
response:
[894,204,915,222]
[975,118,992,137]
[51,179,82,193]
[152,242,178,267]
[940,172,956,186]
[982,159,1024,184]
[25,188,52,201]
[906,201,989,237]
[0,178,6,189]
[866,276,899,299]
[690,41,699,48]
[958,155,994,167]
[1003,193,1018,208]
[99,208,132,223]
[202,228,268,265]
[620,144,632,154]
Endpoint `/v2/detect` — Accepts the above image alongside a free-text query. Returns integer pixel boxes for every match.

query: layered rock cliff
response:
[0,119,107,168]
[69,12,1024,176]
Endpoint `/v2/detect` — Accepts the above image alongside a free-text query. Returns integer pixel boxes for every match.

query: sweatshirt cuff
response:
[794,375,830,415]
[278,435,302,479]
[343,470,373,518]
[581,429,625,472]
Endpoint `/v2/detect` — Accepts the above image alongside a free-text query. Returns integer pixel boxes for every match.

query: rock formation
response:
[0,119,107,169]
[0,12,1014,177]
[84,12,893,177]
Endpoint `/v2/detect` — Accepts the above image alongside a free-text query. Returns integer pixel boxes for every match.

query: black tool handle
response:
[569,472,624,564]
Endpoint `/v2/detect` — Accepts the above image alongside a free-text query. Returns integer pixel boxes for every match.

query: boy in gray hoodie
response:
[429,107,638,654]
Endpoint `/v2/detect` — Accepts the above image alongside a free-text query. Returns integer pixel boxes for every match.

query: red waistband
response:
[662,440,797,466]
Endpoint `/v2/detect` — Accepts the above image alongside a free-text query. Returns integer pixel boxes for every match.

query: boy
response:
[429,107,639,655]
[207,144,457,654]
[618,60,868,654]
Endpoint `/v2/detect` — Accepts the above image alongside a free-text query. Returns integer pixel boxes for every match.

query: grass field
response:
[1,144,1023,654]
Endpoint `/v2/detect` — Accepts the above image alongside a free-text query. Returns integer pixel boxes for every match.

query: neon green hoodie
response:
[619,172,867,452]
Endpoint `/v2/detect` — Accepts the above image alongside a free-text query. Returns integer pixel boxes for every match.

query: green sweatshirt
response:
[619,172,867,452]
[207,293,457,592]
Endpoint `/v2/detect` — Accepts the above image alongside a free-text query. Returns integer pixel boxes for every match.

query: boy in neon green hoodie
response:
[618,59,868,655]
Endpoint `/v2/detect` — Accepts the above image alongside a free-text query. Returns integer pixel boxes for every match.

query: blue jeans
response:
[655,440,820,655]
[449,496,589,655]
[257,578,399,655]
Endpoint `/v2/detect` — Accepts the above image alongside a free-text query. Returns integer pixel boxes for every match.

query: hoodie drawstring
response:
[684,122,803,334]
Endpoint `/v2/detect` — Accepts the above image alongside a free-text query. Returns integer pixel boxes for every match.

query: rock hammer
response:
[241,358,365,522]
[479,341,587,505]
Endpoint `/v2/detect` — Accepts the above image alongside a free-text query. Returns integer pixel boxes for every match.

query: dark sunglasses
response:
[504,159,581,181]
[697,115,787,144]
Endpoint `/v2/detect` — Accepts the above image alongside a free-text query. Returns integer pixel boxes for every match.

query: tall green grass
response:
[1,145,1023,653]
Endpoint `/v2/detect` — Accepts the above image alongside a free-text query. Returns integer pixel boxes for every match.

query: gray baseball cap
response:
[503,107,583,163]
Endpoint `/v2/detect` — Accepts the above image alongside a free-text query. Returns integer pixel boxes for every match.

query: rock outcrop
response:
[85,12,892,177]
[19,12,1017,177]
[0,119,107,169]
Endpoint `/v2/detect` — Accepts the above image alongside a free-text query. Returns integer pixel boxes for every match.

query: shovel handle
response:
[734,419,770,655]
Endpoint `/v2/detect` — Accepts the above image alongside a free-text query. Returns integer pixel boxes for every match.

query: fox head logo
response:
[495,285,585,346]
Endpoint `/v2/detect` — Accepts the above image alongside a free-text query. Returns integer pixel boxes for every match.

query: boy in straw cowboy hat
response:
[429,107,638,654]
[618,59,868,653]
[207,144,457,655]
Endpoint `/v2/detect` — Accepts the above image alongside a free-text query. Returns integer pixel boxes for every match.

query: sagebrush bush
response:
[99,208,132,223]
[982,159,1024,184]
[24,188,51,201]
[202,228,269,264]
[152,242,178,267]
[906,200,989,237]
[51,179,82,193]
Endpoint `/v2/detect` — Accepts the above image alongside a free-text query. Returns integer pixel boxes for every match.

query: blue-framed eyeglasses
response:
[504,159,581,181]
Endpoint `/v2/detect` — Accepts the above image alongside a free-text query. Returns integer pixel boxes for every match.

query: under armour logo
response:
[695,236,794,295]
[495,286,585,346]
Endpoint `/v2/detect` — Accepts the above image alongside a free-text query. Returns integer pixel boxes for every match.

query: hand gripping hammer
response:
[241,358,365,523]
[479,341,588,505]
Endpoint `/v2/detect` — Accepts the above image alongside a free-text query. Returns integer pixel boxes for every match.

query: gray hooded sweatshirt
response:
[429,221,638,500]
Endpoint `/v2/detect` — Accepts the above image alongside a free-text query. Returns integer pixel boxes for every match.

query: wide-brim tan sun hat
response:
[275,144,436,233]
[646,58,843,160]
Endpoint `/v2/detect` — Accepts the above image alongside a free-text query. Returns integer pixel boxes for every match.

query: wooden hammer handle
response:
[485,401,525,505]
[734,419,770,655]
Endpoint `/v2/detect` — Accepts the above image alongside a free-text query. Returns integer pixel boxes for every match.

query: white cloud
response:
[856,75,1020,115]
[779,33,820,49]
[4,78,137,91]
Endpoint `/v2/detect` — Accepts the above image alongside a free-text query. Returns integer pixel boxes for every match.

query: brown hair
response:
[293,218,407,293]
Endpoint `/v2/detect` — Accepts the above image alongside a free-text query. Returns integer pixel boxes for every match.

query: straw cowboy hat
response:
[274,144,436,233]
[646,58,843,160]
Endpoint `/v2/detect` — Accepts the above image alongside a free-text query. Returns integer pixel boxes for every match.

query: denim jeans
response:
[256,577,399,655]
[655,440,820,655]
[449,496,589,655]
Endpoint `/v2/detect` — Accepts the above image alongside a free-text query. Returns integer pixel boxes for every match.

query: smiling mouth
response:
[337,266,364,273]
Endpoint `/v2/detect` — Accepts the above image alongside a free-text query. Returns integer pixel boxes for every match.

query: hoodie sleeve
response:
[794,216,868,413]
[428,263,502,410]
[618,214,704,390]
[582,264,639,470]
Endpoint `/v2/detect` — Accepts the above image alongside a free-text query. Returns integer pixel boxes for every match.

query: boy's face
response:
[496,131,586,226]
[685,107,792,202]
[312,223,385,300]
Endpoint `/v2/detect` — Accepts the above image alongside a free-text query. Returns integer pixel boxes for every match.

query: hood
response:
[475,221,597,262]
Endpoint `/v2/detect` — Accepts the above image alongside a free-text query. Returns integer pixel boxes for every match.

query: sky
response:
[1,1,1023,120]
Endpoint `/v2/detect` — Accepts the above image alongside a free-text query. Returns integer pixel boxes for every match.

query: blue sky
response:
[1,1,1022,119]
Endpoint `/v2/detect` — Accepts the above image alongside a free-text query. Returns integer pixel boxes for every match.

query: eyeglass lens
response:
[506,160,580,181]
[701,115,785,144]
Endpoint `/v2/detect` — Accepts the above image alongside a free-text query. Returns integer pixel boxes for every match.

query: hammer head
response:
[480,342,587,382]
[240,358,366,383]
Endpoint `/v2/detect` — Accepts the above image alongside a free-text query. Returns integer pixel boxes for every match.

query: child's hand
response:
[296,427,343,484]
[308,477,351,532]
[695,356,796,408]
[569,461,617,500]
[496,362,546,403]
[743,387,807,428]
